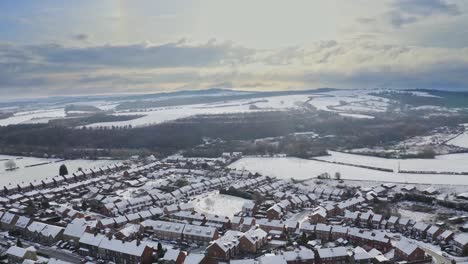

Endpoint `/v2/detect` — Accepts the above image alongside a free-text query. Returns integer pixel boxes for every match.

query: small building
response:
[315,224,332,242]
[238,227,268,253]
[63,218,89,246]
[283,248,316,264]
[182,224,218,245]
[1,212,19,230]
[40,224,64,245]
[14,216,32,235]
[267,205,283,220]
[412,222,430,239]
[394,240,426,262]
[437,230,454,244]
[6,246,37,264]
[353,247,374,264]
[386,216,399,231]
[358,211,373,228]
[97,238,154,264]
[206,230,242,262]
[426,226,443,242]
[453,233,468,256]
[317,247,348,264]
[79,232,105,257]
[371,214,383,229]
[309,206,327,224]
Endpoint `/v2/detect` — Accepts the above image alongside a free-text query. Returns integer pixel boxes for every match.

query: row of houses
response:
[0,212,65,245]
[206,227,268,262]
[267,194,317,220]
[78,232,155,264]
[142,220,219,245]
[99,175,236,217]
[328,208,468,257]
[1,163,126,195]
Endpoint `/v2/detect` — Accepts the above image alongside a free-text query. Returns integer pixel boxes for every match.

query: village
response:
[0,152,467,264]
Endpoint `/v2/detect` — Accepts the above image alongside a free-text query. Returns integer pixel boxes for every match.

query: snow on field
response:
[307,90,389,113]
[447,132,468,148]
[83,94,313,128]
[0,109,66,126]
[315,150,468,173]
[398,209,433,222]
[0,155,117,186]
[81,91,394,128]
[192,191,250,218]
[338,113,375,119]
[228,157,468,185]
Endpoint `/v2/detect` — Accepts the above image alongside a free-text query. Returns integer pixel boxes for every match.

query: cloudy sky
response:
[1,0,468,98]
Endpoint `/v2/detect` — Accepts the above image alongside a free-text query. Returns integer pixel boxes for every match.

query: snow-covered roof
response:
[283,248,315,261]
[353,247,374,260]
[162,248,182,261]
[395,240,420,255]
[142,220,185,234]
[184,253,204,264]
[209,230,242,252]
[27,221,47,233]
[316,223,331,232]
[6,246,34,258]
[79,232,105,247]
[258,255,287,264]
[182,224,216,238]
[242,228,267,244]
[317,247,348,258]
[64,218,88,238]
[454,233,468,245]
[1,212,16,224]
[99,238,149,257]
[413,222,429,231]
[15,216,31,228]
[41,224,64,238]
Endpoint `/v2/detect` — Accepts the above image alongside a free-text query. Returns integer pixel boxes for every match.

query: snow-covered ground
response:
[228,156,468,185]
[82,95,312,128]
[192,191,250,218]
[1,89,445,127]
[447,132,468,148]
[81,91,393,128]
[338,113,375,119]
[0,155,117,186]
[398,209,434,222]
[315,150,468,173]
[0,109,66,126]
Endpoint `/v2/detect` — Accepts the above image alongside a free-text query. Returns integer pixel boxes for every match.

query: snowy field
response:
[0,155,117,186]
[315,151,468,173]
[0,109,66,126]
[82,95,313,128]
[229,157,468,185]
[447,132,468,148]
[338,113,374,119]
[192,191,250,218]
[1,89,441,128]
[82,91,393,128]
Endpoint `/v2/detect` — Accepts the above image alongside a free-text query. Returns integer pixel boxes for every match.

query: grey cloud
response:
[393,0,460,16]
[73,34,89,41]
[26,41,254,68]
[0,40,468,97]
[388,0,461,27]
[303,61,468,91]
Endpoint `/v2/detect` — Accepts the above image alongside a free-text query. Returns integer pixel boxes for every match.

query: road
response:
[422,247,451,264]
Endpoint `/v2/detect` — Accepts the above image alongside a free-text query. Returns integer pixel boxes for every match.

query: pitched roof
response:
[395,240,420,255]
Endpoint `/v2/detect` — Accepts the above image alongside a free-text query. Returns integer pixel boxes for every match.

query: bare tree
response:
[335,172,341,180]
[4,160,17,170]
